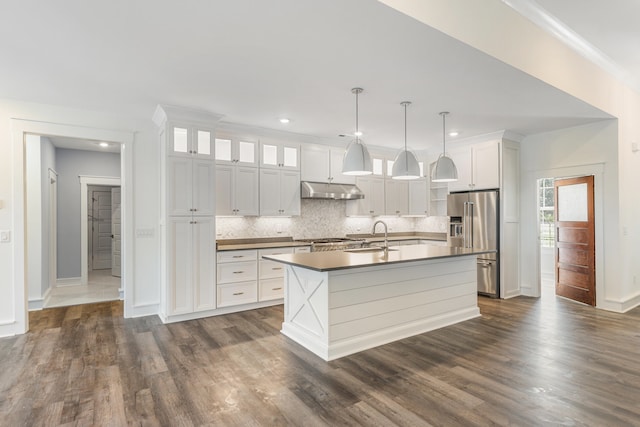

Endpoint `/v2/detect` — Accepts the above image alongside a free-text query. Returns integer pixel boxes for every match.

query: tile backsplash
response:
[216,200,448,239]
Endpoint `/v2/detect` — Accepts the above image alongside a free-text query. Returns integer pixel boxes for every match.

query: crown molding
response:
[501,0,639,92]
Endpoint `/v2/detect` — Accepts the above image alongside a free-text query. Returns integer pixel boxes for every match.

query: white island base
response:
[280,255,480,361]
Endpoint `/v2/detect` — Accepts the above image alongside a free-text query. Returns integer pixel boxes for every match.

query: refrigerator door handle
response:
[463,201,468,248]
[468,201,474,248]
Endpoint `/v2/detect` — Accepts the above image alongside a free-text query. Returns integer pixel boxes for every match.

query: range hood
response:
[300,181,364,200]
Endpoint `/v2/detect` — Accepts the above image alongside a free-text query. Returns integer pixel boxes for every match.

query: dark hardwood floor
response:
[1,296,640,426]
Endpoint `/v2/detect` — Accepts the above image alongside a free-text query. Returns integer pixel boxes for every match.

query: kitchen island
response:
[263,244,495,361]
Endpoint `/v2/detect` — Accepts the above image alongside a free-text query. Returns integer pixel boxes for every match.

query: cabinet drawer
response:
[258,247,294,257]
[259,278,285,301]
[217,250,258,263]
[294,246,311,253]
[217,261,257,284]
[259,260,286,279]
[217,281,258,308]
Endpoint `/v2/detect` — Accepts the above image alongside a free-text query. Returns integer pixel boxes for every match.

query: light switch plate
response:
[0,230,11,243]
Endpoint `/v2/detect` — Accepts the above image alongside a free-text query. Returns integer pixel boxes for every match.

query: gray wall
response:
[40,137,56,294]
[56,148,120,279]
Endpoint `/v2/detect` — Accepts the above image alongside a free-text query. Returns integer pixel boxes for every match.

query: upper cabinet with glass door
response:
[260,141,300,170]
[214,138,258,167]
[169,126,214,160]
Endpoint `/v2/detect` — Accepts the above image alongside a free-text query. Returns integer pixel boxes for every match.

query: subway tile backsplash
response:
[216,200,448,239]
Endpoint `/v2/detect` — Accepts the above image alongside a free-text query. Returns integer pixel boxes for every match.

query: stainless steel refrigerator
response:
[447,190,499,297]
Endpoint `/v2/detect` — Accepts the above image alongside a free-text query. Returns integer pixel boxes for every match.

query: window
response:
[538,178,555,247]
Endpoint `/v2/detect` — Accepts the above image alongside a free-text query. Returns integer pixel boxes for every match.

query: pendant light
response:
[431,111,458,182]
[342,87,373,175]
[392,101,421,180]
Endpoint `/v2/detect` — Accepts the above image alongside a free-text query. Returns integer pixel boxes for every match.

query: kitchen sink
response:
[344,247,398,253]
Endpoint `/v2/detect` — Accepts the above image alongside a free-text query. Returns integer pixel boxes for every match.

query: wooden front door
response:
[554,176,595,305]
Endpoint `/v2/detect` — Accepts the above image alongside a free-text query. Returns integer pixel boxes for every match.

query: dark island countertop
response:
[262,244,495,272]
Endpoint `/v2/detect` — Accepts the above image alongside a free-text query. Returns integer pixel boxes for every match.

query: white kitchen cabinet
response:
[346,176,385,216]
[214,138,258,167]
[260,141,300,170]
[408,178,428,215]
[300,145,355,184]
[168,157,216,216]
[259,169,301,216]
[169,126,214,160]
[448,140,500,192]
[384,179,409,215]
[215,164,259,216]
[216,249,258,308]
[167,216,216,315]
[153,105,222,323]
[428,161,449,216]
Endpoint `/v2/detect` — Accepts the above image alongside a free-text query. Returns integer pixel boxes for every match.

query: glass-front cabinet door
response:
[214,138,258,166]
[260,142,299,170]
[170,126,213,159]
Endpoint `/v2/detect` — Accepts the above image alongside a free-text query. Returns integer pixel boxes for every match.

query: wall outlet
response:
[0,230,11,243]
[135,228,155,238]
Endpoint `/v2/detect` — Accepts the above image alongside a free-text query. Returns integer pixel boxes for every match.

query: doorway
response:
[536,175,596,306]
[537,178,556,299]
[8,118,134,337]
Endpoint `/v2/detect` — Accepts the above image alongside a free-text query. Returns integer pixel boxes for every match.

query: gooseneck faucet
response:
[372,220,388,251]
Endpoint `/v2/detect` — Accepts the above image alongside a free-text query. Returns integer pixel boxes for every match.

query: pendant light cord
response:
[355,90,359,140]
[404,103,408,151]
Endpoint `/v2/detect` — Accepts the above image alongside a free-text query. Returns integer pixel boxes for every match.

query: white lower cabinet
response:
[216,249,258,308]
[258,247,293,301]
[168,216,216,315]
[217,281,258,308]
[216,246,305,307]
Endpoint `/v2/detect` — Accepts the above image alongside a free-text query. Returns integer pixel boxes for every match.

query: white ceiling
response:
[45,135,121,154]
[0,0,627,151]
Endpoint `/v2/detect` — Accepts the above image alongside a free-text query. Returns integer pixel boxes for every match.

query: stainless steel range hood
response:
[300,181,364,200]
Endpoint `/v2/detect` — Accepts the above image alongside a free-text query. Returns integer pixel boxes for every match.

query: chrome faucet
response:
[372,220,388,250]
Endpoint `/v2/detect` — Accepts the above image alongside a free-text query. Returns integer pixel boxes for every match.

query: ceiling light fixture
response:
[99,142,110,148]
[431,112,458,182]
[342,87,372,176]
[279,118,290,124]
[391,101,420,180]
[448,131,459,137]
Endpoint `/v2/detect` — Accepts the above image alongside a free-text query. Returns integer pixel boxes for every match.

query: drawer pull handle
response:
[272,267,283,271]
[232,292,244,296]
[272,287,282,291]
[233,271,244,274]
[232,255,244,258]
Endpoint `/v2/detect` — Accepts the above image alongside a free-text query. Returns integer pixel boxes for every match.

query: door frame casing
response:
[81,178,120,284]
[529,164,604,306]
[8,119,134,337]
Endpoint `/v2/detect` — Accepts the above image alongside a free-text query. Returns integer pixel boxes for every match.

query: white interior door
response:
[90,188,113,270]
[111,187,122,278]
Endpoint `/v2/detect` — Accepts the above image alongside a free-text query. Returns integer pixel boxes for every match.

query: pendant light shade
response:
[431,111,458,182]
[342,88,373,176]
[392,101,421,180]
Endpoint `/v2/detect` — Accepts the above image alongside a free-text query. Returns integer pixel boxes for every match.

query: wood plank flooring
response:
[1,296,640,426]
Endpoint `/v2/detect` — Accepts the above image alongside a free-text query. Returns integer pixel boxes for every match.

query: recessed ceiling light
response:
[279,118,290,124]
[354,131,363,137]
[448,131,459,137]
[99,142,110,148]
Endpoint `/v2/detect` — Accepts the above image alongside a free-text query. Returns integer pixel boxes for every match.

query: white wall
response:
[0,99,160,336]
[55,148,120,279]
[519,120,619,308]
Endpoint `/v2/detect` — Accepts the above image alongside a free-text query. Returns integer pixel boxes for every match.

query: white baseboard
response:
[56,277,82,287]
[28,287,52,311]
